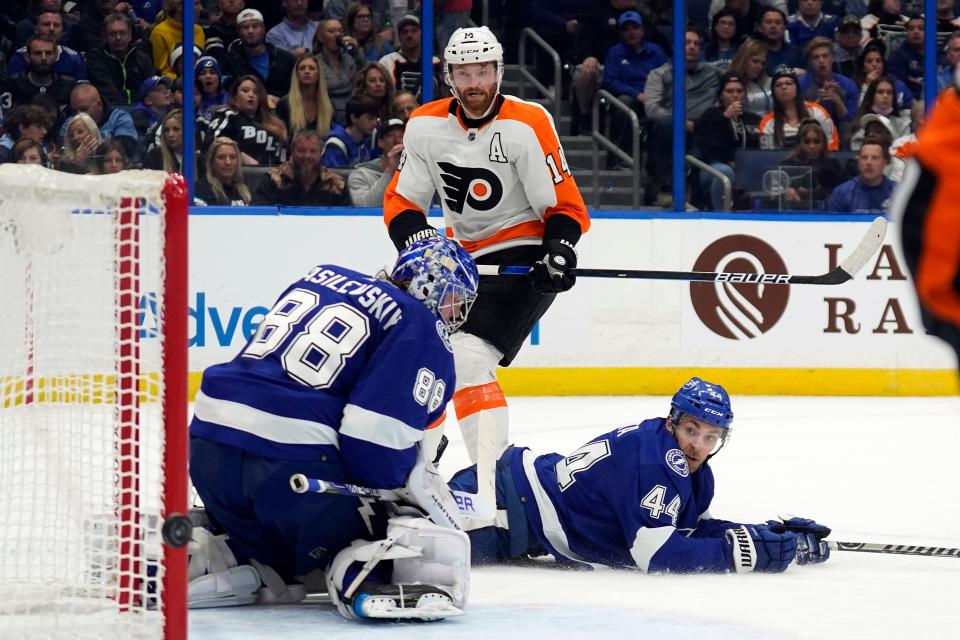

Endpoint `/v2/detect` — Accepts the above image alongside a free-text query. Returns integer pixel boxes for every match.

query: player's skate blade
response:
[352,583,463,620]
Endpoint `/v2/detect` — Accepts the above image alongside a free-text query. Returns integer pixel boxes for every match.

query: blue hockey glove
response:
[529,239,577,293]
[765,515,832,540]
[725,525,797,573]
[794,532,830,565]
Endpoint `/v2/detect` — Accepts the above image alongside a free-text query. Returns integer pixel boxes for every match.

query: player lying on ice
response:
[449,377,832,573]
[185,236,480,621]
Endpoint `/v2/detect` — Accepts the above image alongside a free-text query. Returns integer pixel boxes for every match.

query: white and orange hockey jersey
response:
[383,96,590,257]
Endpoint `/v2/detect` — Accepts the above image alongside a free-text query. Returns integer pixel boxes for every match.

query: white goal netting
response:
[0,165,187,639]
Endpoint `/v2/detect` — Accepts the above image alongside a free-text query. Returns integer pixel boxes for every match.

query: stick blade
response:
[837,216,887,280]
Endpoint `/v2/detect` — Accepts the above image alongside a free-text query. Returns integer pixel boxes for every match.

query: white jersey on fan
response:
[384,95,589,257]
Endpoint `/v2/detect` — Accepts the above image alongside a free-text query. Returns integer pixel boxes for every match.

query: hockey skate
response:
[348,582,463,620]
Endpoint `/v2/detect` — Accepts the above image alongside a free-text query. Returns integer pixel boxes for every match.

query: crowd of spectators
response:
[0,0,958,213]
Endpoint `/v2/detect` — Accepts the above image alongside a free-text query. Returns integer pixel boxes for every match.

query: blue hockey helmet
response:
[391,236,479,331]
[669,377,734,430]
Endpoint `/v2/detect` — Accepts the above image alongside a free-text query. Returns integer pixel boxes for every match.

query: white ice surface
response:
[189,395,960,639]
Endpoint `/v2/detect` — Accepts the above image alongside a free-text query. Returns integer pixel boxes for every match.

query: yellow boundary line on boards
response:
[186,368,959,400]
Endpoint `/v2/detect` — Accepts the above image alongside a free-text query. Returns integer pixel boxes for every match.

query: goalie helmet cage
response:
[0,165,189,639]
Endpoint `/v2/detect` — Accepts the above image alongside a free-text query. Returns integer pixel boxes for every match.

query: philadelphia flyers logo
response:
[437,162,503,214]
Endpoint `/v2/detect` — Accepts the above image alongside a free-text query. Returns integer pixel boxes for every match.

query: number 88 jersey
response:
[189,264,456,490]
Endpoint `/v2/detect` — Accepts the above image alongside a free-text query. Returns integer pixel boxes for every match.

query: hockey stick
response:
[288,474,495,521]
[477,217,887,285]
[828,541,960,558]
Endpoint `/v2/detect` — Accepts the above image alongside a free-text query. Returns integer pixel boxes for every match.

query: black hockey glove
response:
[529,239,577,293]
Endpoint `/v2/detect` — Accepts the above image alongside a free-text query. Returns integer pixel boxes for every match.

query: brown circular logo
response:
[691,235,790,340]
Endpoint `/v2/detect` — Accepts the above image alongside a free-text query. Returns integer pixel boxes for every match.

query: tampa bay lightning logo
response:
[436,320,453,352]
[665,448,689,477]
[437,162,503,214]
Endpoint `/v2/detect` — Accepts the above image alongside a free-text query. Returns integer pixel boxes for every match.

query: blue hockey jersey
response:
[510,419,740,572]
[190,264,455,489]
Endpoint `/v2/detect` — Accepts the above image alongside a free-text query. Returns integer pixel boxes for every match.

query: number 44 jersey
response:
[189,264,456,489]
[510,419,741,573]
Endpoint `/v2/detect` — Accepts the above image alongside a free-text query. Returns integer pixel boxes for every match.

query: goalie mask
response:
[391,237,479,331]
[444,27,504,117]
[669,377,733,457]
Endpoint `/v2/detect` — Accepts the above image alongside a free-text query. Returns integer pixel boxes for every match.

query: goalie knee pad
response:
[326,517,470,621]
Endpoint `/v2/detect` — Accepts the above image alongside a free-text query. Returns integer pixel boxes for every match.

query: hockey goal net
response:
[0,165,189,639]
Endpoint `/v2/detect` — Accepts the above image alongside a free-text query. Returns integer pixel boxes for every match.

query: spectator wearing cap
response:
[377,15,442,104]
[169,44,203,79]
[348,116,404,205]
[204,0,245,63]
[599,11,668,166]
[887,14,924,101]
[150,0,206,78]
[314,18,366,123]
[7,10,87,80]
[195,56,228,117]
[266,0,319,57]
[693,72,761,209]
[222,8,296,99]
[131,75,173,135]
[85,13,154,106]
[833,14,865,78]
[253,129,350,205]
[827,137,895,212]
[757,7,804,76]
[787,0,838,51]
[321,95,380,168]
[61,82,138,159]
[759,67,838,150]
[798,36,858,129]
[642,27,720,206]
[848,111,906,180]
[0,35,77,122]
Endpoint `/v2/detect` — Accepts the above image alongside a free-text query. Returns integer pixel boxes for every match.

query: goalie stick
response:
[828,541,960,559]
[477,217,887,285]
[289,474,495,523]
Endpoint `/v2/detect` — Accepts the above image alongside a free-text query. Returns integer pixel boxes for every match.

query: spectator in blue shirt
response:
[758,7,805,75]
[266,0,319,58]
[600,10,668,168]
[799,36,859,127]
[704,8,742,70]
[788,0,838,50]
[7,9,86,80]
[887,14,924,100]
[322,95,380,168]
[828,138,895,212]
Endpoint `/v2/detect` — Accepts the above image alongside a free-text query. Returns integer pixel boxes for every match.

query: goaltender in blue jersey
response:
[188,237,480,621]
[451,377,832,573]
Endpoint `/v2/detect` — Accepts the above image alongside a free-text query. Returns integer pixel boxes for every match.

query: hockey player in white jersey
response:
[383,26,591,466]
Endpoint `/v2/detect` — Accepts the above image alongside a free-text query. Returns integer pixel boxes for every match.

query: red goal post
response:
[0,166,189,639]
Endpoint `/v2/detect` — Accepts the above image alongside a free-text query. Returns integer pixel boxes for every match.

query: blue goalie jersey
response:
[190,264,456,489]
[510,419,740,572]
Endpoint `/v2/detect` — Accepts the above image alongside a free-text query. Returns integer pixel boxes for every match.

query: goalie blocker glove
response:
[530,238,578,293]
[725,525,797,573]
